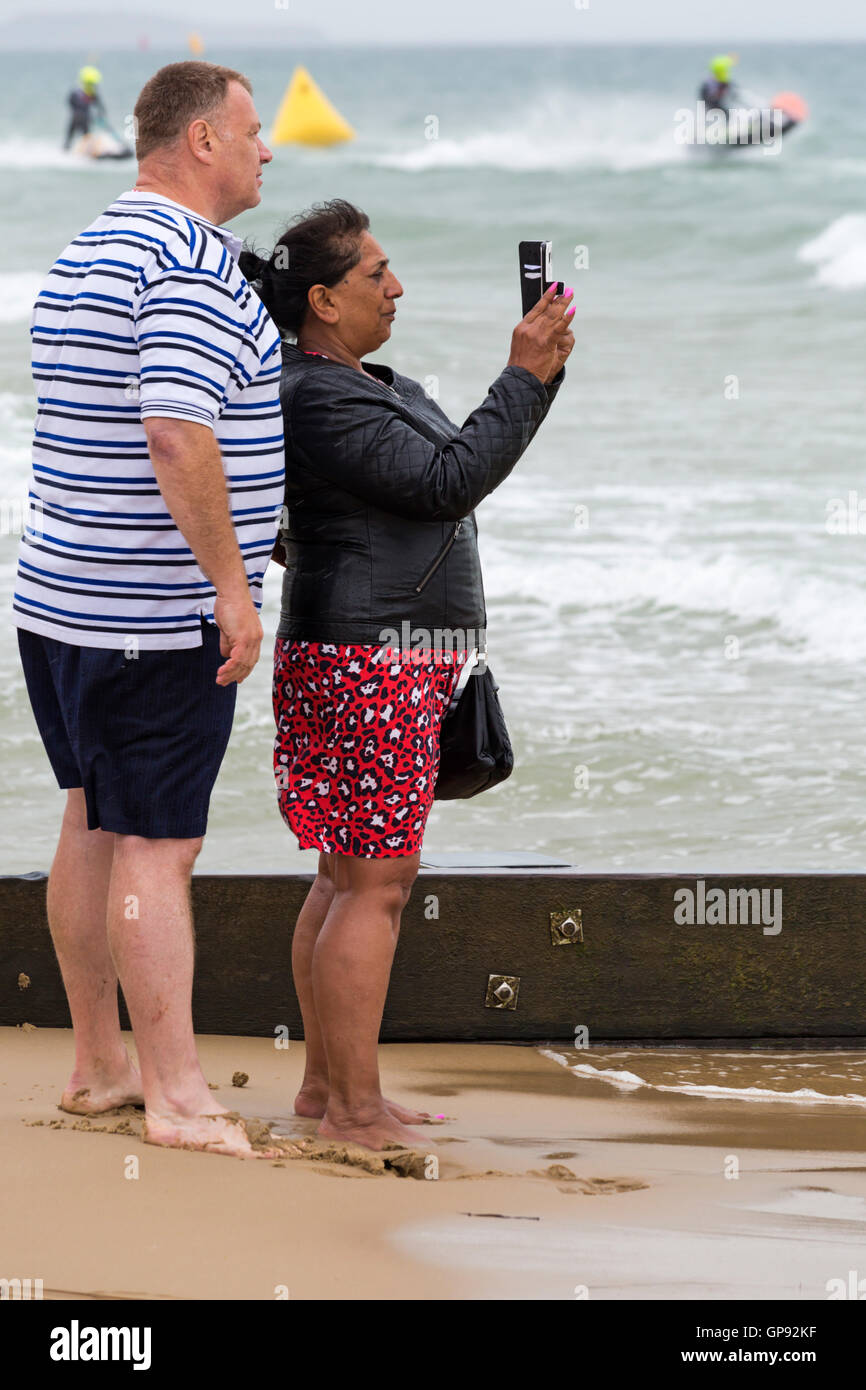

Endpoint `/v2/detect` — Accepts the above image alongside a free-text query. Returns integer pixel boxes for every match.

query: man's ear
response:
[188,117,215,164]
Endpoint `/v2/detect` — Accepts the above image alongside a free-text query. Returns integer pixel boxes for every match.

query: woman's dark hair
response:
[239,199,370,337]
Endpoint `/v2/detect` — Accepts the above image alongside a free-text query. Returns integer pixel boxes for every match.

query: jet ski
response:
[713,91,808,147]
[682,90,808,153]
[71,122,134,161]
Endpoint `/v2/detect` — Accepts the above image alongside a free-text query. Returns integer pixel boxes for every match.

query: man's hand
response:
[144,418,264,686]
[213,594,263,686]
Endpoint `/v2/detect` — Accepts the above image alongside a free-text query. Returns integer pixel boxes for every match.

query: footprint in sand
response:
[23,1109,143,1136]
[291,1138,435,1179]
[23,1113,535,1185]
[527,1163,649,1194]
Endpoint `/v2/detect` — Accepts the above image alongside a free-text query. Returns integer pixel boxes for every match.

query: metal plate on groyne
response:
[0,870,863,1040]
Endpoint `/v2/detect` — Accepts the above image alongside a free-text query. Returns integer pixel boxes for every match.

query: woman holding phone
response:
[241,200,573,1151]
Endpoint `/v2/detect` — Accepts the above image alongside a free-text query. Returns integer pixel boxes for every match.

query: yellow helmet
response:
[709,54,736,83]
[79,65,102,92]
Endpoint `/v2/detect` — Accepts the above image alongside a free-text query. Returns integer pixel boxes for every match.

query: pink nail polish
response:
[566,306,576,317]
[565,286,574,296]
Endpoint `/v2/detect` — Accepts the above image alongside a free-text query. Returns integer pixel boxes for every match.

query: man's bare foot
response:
[144,1104,286,1159]
[317,1104,427,1152]
[294,1085,436,1126]
[60,1055,144,1115]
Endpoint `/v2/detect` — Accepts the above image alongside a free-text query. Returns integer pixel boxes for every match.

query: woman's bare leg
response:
[291,852,435,1126]
[291,854,337,1114]
[311,850,427,1149]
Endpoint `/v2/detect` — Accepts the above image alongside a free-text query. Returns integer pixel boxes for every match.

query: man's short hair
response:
[133,61,253,161]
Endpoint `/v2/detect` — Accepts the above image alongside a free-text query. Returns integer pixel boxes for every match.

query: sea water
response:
[541,1045,866,1107]
[1,42,864,874]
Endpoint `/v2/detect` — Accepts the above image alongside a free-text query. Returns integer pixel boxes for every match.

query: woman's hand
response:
[507,283,575,384]
[547,317,575,383]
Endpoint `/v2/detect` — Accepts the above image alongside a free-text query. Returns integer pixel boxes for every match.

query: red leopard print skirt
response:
[273,639,469,858]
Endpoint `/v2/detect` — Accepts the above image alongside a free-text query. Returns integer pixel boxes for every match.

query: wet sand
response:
[2,1026,864,1300]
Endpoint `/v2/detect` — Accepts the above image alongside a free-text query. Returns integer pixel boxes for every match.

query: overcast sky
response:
[1,0,865,44]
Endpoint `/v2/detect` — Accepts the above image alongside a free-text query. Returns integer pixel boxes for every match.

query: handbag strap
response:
[445,647,479,715]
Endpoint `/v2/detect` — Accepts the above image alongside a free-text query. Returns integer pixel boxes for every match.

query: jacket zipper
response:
[414,520,463,593]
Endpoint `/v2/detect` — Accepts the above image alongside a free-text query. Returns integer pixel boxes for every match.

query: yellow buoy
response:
[270,66,355,147]
[188,31,204,56]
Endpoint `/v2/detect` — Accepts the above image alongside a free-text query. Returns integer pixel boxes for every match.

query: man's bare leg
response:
[109,832,278,1158]
[50,790,143,1114]
[313,851,429,1150]
[291,852,434,1126]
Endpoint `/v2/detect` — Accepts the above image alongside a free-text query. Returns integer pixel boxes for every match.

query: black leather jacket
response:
[275,341,564,647]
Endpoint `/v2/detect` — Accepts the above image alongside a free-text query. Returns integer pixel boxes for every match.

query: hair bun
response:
[239,248,270,284]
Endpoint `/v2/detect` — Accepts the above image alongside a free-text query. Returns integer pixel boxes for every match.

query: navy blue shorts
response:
[17,619,237,839]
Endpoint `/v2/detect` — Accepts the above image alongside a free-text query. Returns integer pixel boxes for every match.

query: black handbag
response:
[434,650,514,800]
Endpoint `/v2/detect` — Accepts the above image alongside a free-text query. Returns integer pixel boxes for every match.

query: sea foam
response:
[369,91,687,175]
[798,213,866,290]
[0,272,42,323]
[541,1049,866,1107]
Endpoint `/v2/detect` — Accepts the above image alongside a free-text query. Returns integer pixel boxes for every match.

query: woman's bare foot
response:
[60,1053,144,1115]
[294,1084,436,1126]
[385,1099,441,1126]
[144,1104,286,1159]
[317,1103,427,1152]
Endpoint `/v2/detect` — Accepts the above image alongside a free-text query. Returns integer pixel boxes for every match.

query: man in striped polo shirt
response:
[14,63,285,1158]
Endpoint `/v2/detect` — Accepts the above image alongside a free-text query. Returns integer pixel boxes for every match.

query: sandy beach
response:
[2,1026,865,1301]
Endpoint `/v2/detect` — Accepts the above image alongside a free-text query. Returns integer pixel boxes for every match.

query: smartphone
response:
[519,240,564,315]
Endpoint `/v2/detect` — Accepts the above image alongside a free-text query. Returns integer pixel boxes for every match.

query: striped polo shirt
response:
[13,189,284,650]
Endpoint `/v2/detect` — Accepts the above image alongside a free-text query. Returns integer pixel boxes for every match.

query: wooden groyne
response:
[1,865,863,1040]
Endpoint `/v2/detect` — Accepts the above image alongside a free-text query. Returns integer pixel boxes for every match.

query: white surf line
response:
[538,1048,866,1107]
